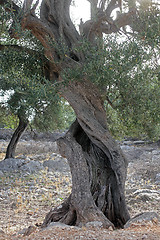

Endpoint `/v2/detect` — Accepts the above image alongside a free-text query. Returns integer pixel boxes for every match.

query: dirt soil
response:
[1,225,160,240]
[0,137,160,239]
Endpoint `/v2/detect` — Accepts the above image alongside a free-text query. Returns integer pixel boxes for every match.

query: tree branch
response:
[19,0,60,71]
[23,0,34,12]
[106,8,136,33]
[0,0,55,54]
[81,0,137,41]
[23,0,39,15]
[99,0,107,10]
[105,0,119,16]
[83,7,136,38]
[106,96,116,109]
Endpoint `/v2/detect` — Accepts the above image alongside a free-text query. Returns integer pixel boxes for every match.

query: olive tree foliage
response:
[0,11,75,159]
[0,0,160,229]
[0,105,18,128]
[104,37,160,140]
[0,8,75,131]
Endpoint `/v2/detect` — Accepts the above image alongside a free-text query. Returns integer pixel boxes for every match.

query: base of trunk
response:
[42,195,114,228]
[42,120,130,229]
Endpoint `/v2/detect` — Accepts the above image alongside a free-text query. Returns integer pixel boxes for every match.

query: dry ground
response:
[0,139,160,239]
[1,224,160,240]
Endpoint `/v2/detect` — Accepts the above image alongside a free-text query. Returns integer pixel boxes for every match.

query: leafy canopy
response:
[0,10,75,131]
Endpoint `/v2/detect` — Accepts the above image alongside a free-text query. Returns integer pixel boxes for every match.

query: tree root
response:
[42,195,114,229]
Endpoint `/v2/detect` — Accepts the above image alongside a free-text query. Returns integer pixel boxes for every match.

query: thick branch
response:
[114,8,136,28]
[21,14,54,42]
[90,0,99,19]
[40,0,83,62]
[0,0,57,65]
[83,7,136,39]
[21,12,60,72]
[40,0,80,47]
[105,0,119,16]
[23,0,34,12]
[81,0,138,40]
[99,0,107,10]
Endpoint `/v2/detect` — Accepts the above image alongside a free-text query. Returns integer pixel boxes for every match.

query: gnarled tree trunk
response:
[42,80,130,228]
[5,115,28,159]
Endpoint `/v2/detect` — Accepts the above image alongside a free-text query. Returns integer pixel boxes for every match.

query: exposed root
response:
[42,196,71,228]
[42,199,114,229]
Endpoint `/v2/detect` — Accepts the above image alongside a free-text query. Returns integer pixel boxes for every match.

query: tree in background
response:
[0,78,75,158]
[4,112,28,159]
[0,0,160,229]
[0,105,18,129]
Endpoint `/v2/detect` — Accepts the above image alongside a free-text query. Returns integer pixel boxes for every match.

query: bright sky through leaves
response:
[70,0,90,26]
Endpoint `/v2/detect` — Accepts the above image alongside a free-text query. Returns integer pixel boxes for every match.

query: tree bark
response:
[42,80,130,228]
[5,115,28,159]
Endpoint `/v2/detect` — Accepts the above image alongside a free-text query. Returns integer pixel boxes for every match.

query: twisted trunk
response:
[42,80,130,228]
[5,115,28,159]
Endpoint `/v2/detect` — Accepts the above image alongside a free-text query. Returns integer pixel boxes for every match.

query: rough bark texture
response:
[42,81,130,228]
[0,0,138,229]
[5,116,28,159]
